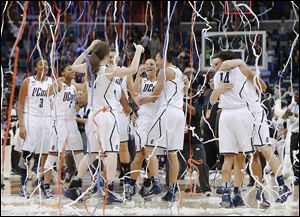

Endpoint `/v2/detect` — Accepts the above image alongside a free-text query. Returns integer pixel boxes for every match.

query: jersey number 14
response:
[220,72,230,83]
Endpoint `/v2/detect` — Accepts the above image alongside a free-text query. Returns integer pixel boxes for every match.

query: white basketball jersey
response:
[138,78,158,117]
[24,76,52,116]
[114,76,128,103]
[158,66,184,109]
[52,83,77,118]
[214,67,258,109]
[87,65,118,112]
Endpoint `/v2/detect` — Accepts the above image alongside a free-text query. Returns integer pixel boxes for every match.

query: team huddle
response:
[16,40,292,207]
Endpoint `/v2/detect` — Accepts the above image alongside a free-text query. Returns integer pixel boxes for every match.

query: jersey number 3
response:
[39,98,43,108]
[220,72,230,83]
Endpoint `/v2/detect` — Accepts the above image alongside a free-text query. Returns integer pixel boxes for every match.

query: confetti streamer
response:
[104,2,112,43]
[1,1,8,117]
[2,1,29,169]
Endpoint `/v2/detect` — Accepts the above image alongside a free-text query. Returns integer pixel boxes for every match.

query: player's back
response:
[158,65,184,109]
[214,67,257,109]
[87,65,118,112]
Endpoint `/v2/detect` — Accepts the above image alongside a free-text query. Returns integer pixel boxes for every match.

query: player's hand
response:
[184,125,189,134]
[91,39,101,48]
[218,82,233,93]
[130,112,137,124]
[133,43,145,54]
[57,77,65,83]
[285,109,293,116]
[19,125,27,140]
[183,75,189,88]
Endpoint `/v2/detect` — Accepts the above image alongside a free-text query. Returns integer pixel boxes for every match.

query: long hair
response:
[212,50,237,61]
[87,41,110,81]
[155,49,176,64]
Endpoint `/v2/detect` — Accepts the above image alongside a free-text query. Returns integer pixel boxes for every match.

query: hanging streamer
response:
[2,0,29,176]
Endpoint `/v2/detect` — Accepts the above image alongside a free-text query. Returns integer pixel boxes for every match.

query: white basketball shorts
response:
[85,110,120,153]
[49,117,83,153]
[21,113,51,154]
[147,106,185,151]
[219,107,255,155]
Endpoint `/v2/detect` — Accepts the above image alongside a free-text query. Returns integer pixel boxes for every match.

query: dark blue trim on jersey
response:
[167,80,178,105]
[135,129,142,150]
[257,110,265,146]
[146,109,166,145]
[144,144,181,152]
[239,79,247,99]
[104,80,118,152]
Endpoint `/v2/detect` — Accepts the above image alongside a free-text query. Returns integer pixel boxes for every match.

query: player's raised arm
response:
[105,43,144,80]
[71,39,101,74]
[219,59,245,71]
[219,59,267,91]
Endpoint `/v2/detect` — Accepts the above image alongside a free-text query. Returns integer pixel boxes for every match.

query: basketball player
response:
[210,51,257,208]
[124,59,163,201]
[108,49,133,183]
[218,57,292,204]
[42,64,85,199]
[283,91,299,186]
[17,58,52,198]
[138,50,188,202]
[64,40,144,204]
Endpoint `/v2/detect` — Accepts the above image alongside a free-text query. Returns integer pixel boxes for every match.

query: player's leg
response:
[254,109,291,203]
[18,150,33,198]
[259,145,292,203]
[218,109,238,207]
[162,107,185,202]
[118,113,131,182]
[138,146,162,198]
[232,153,246,207]
[119,141,131,180]
[64,114,101,201]
[43,153,57,199]
[124,118,147,200]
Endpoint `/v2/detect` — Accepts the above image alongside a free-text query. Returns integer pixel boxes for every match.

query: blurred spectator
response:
[257,1,269,20]
[16,71,25,88]
[278,16,288,41]
[267,44,276,76]
[292,50,299,81]
[282,85,293,105]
